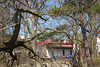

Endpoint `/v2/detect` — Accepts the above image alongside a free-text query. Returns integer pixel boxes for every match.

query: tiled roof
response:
[36,39,73,48]
[36,40,44,46]
[36,39,52,46]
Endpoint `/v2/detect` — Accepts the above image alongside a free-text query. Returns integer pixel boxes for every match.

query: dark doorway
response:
[63,50,65,56]
[70,50,72,55]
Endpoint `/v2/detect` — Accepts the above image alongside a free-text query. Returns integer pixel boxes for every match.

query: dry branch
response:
[17,8,50,21]
[0,19,28,31]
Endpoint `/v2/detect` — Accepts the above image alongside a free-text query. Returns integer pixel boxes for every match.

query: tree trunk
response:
[30,14,38,67]
[80,12,93,67]
[79,45,84,67]
[84,41,93,67]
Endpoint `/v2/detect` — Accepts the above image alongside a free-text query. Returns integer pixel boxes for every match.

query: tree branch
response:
[17,8,50,21]
[9,10,20,44]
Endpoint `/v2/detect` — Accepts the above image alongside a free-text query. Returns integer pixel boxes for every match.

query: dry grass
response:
[94,56,100,67]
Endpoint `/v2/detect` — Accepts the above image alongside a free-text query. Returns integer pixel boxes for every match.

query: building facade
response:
[36,39,74,58]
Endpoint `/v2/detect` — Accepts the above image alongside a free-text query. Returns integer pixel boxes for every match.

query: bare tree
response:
[47,0,100,67]
[0,0,50,67]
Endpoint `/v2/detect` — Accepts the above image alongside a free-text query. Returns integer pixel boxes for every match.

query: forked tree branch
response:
[17,8,50,21]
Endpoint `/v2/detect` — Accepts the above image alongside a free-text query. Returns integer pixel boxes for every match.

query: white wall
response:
[97,37,100,52]
[97,37,100,44]
[54,49,63,56]
[65,49,70,55]
[48,49,52,57]
[48,49,73,58]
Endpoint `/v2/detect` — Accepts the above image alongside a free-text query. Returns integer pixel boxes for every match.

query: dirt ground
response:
[0,58,71,67]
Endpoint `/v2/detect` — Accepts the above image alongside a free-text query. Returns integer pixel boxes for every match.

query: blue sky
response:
[19,0,80,39]
[19,0,100,38]
[19,0,66,35]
